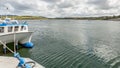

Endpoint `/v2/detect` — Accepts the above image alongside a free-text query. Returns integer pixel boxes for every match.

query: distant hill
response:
[0,15,17,16]
[0,15,48,20]
[0,15,120,20]
[52,15,120,20]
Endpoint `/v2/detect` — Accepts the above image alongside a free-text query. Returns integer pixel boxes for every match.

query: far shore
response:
[107,18,120,21]
[0,15,120,21]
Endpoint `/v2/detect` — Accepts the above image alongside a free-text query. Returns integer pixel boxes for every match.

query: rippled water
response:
[2,20,120,68]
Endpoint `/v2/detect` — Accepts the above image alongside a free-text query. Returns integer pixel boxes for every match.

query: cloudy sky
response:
[0,0,120,18]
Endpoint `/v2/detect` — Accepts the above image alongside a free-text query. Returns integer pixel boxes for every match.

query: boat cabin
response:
[0,18,28,34]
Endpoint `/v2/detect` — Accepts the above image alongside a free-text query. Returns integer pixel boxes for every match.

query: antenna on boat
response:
[0,13,1,20]
[12,7,15,20]
[0,8,1,20]
[6,7,9,18]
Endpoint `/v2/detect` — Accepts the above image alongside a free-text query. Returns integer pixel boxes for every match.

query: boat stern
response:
[19,32,34,48]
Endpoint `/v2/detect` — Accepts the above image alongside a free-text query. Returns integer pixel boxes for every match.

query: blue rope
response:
[14,53,32,68]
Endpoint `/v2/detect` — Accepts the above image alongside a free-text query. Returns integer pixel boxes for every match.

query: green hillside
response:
[0,15,48,20]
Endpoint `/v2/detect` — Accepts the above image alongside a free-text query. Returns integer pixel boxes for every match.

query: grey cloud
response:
[87,0,111,10]
[0,0,120,17]
[10,1,35,10]
[47,4,57,9]
[1,0,38,11]
[57,2,74,8]
[1,0,41,15]
[41,0,60,3]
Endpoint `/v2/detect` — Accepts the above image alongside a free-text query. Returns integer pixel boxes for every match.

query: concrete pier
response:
[0,56,45,68]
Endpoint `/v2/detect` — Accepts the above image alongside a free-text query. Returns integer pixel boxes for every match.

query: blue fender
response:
[22,42,34,48]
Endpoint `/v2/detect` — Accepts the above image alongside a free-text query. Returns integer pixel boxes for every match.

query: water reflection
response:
[29,20,120,68]
[2,20,120,68]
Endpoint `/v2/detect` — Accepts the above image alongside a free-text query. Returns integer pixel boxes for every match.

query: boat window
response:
[0,27,4,33]
[21,26,26,31]
[8,26,13,32]
[14,26,19,32]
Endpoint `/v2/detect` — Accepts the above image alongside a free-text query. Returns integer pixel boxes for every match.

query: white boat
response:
[0,18,45,68]
[0,18,33,48]
[0,6,45,68]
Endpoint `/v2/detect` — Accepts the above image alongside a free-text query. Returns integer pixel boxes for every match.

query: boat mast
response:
[12,8,14,20]
[0,0,2,20]
[6,7,8,18]
[0,8,2,20]
[0,11,2,20]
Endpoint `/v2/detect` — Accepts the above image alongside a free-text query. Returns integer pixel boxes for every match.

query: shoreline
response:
[0,15,120,21]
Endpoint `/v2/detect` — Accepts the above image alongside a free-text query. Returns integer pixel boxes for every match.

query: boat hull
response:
[0,32,33,46]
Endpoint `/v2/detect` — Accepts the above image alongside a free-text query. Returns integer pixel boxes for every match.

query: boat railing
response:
[0,20,28,26]
[0,17,28,26]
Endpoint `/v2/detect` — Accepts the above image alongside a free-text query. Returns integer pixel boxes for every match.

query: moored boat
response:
[0,18,37,68]
[0,18,33,48]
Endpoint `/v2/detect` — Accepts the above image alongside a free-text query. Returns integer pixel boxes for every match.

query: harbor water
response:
[2,20,120,68]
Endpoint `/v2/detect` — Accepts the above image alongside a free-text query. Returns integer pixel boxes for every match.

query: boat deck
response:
[0,56,45,68]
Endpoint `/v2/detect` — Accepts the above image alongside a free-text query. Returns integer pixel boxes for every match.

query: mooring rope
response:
[0,41,14,53]
[0,31,35,68]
